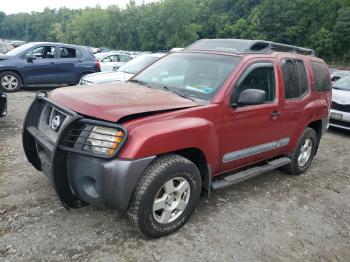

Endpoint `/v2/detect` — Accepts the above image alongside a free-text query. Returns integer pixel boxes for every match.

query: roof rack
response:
[186,39,315,56]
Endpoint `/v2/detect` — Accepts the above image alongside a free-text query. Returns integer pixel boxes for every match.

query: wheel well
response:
[308,120,322,142]
[173,148,210,194]
[307,120,323,154]
[0,69,24,86]
[80,71,93,77]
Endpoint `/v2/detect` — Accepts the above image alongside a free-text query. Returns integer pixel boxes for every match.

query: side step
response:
[211,157,291,190]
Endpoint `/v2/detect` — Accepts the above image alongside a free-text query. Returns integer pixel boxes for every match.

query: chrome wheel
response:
[1,75,19,91]
[298,138,313,167]
[153,177,191,224]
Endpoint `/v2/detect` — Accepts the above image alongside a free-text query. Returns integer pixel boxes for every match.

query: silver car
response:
[330,75,350,130]
[80,53,167,85]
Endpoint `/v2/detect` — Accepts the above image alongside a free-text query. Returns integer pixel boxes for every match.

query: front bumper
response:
[330,109,350,130]
[23,95,154,209]
[68,154,154,209]
[0,93,7,117]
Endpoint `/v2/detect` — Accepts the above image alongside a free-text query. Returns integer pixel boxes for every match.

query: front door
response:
[220,61,286,173]
[22,45,58,85]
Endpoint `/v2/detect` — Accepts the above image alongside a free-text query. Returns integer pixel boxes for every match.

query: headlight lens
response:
[83,126,125,156]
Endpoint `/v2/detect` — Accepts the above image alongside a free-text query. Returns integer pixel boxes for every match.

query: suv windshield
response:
[118,55,162,74]
[333,76,350,91]
[132,52,241,100]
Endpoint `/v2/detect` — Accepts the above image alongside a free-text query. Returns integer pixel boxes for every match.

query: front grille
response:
[330,119,350,128]
[37,103,72,143]
[331,102,350,113]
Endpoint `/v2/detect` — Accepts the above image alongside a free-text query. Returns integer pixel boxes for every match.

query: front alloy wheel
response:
[129,154,202,238]
[153,177,191,224]
[0,71,22,92]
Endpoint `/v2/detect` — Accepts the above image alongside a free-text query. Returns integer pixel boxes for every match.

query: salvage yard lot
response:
[0,90,349,261]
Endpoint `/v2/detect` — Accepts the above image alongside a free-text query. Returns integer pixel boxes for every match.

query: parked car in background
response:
[330,75,350,130]
[23,39,331,238]
[331,70,350,83]
[0,41,15,54]
[95,52,133,72]
[0,42,100,92]
[10,40,27,47]
[0,91,7,117]
[80,53,167,85]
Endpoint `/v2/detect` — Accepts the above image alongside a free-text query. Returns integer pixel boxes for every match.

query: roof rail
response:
[186,39,315,56]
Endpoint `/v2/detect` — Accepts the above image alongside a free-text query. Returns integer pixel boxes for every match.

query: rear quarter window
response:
[311,62,330,92]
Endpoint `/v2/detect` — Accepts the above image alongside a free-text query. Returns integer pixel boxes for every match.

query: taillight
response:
[96,61,101,71]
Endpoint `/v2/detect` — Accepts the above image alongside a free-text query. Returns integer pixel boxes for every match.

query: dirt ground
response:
[0,90,349,262]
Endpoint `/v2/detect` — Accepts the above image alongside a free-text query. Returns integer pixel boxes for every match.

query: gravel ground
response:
[0,90,349,262]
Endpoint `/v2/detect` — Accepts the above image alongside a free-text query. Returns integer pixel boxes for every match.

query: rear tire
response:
[283,127,317,176]
[0,71,22,92]
[129,154,202,238]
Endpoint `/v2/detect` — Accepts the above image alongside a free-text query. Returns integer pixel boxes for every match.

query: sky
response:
[1,0,158,15]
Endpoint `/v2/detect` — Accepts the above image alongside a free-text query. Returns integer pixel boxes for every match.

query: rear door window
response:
[311,62,330,91]
[282,59,309,99]
[60,47,77,58]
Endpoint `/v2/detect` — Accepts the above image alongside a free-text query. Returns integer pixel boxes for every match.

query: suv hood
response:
[332,88,350,105]
[49,82,200,122]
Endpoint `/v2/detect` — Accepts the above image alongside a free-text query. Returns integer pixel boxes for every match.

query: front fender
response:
[120,117,220,171]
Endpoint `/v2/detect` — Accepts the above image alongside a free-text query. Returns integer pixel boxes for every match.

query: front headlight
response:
[83,126,125,156]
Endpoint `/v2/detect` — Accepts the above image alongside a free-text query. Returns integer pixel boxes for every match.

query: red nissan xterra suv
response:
[23,39,331,238]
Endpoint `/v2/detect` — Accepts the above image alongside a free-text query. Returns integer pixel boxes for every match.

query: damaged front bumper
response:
[22,94,154,210]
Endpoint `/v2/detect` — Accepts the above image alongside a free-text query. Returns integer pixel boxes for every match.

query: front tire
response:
[0,71,22,92]
[129,154,202,238]
[283,127,317,176]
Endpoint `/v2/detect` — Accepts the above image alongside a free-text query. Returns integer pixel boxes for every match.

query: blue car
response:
[0,42,100,92]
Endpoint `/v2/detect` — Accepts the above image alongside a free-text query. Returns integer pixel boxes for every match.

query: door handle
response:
[270,110,281,118]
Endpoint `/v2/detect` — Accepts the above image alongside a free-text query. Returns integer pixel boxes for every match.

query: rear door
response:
[21,45,58,85]
[220,59,285,173]
[276,57,310,145]
[56,46,82,84]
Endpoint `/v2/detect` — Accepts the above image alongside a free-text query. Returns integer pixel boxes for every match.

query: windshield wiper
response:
[162,86,195,101]
[129,79,151,88]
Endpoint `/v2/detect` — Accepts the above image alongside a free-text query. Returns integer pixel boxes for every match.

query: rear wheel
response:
[283,127,317,175]
[129,154,202,238]
[0,71,22,92]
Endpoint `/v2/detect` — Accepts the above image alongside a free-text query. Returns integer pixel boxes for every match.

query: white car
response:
[330,75,350,130]
[95,52,133,72]
[80,53,167,85]
[330,70,350,83]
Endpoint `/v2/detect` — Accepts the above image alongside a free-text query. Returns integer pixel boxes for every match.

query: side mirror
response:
[235,89,266,107]
[27,55,35,63]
